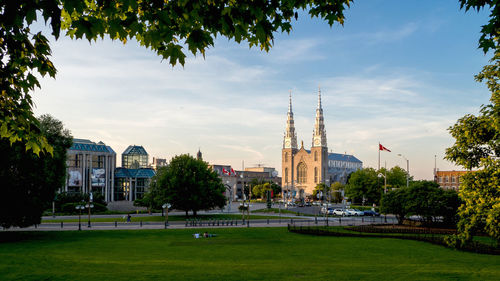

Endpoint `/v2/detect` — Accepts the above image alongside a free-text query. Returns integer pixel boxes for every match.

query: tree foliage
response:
[446,0,500,244]
[146,154,226,216]
[345,168,381,205]
[379,166,411,189]
[380,181,461,226]
[1,0,351,154]
[0,114,72,228]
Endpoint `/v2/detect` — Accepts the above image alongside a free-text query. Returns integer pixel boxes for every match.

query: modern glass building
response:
[65,139,116,201]
[114,168,156,201]
[113,145,155,201]
[122,145,149,169]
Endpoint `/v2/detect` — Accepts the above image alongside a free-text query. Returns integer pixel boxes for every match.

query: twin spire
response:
[283,88,327,149]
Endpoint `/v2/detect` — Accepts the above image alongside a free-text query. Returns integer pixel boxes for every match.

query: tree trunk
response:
[193,210,197,216]
[185,210,188,217]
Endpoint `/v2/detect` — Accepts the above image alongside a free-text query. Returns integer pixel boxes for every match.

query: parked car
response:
[321,207,335,214]
[348,209,365,216]
[332,209,346,216]
[305,202,312,207]
[363,210,380,216]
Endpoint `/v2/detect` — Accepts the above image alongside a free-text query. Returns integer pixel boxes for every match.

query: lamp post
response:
[85,202,94,228]
[397,154,410,188]
[225,181,232,213]
[162,203,171,227]
[378,173,387,194]
[75,204,85,231]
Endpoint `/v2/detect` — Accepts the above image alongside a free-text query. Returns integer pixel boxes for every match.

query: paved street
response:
[3,213,396,232]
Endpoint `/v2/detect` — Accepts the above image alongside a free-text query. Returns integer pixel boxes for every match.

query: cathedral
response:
[281,90,363,199]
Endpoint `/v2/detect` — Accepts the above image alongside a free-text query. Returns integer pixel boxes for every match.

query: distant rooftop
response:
[123,145,148,156]
[328,153,362,163]
[69,138,115,154]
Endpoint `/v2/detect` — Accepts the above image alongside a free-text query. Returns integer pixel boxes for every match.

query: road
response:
[3,213,396,232]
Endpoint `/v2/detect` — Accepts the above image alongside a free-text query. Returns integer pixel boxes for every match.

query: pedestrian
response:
[127,214,131,223]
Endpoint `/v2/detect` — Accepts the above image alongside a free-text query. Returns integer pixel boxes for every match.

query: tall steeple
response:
[312,87,327,148]
[283,91,298,149]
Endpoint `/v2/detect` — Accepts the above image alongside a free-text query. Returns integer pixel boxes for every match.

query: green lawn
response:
[0,228,498,280]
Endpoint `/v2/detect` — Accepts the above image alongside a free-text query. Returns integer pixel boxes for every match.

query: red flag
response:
[379,144,391,152]
[231,168,236,175]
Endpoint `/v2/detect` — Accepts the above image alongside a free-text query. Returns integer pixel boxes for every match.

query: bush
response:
[61,202,107,214]
[55,192,107,213]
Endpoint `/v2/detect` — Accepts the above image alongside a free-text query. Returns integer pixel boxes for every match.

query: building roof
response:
[328,153,362,163]
[69,138,115,154]
[123,145,148,156]
[115,168,156,178]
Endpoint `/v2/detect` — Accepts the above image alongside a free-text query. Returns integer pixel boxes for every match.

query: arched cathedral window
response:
[285,168,289,183]
[314,167,318,183]
[297,163,307,184]
[285,152,288,162]
[314,151,318,161]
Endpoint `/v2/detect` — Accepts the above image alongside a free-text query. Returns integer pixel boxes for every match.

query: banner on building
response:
[91,168,105,187]
[68,168,82,186]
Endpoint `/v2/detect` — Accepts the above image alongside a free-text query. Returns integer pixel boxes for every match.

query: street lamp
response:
[87,192,94,228]
[85,203,94,228]
[225,181,232,213]
[162,203,171,226]
[378,173,387,194]
[397,154,410,188]
[75,204,85,231]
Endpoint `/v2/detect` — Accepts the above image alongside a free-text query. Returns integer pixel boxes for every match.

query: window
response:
[285,152,288,162]
[285,168,289,183]
[445,176,449,183]
[297,162,307,184]
[314,151,318,161]
[314,167,318,183]
[451,176,456,183]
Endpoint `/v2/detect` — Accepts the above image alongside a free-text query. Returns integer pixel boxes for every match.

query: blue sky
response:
[33,1,492,179]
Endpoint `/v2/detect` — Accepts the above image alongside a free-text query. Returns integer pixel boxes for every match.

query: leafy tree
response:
[312,183,328,200]
[405,181,460,225]
[0,114,72,228]
[269,182,282,198]
[1,0,351,154]
[445,0,500,245]
[380,188,408,225]
[345,168,381,205]
[330,182,344,203]
[380,181,461,225]
[146,154,226,216]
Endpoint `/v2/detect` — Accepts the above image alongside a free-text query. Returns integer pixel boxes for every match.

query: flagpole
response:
[378,142,380,171]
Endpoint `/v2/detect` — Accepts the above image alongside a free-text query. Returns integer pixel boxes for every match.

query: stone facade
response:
[282,91,329,198]
[281,90,363,198]
[435,170,468,191]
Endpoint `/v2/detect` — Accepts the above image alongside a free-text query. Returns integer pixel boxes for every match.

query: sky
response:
[32,1,492,180]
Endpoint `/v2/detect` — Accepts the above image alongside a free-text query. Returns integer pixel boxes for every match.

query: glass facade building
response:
[114,168,155,201]
[122,145,149,169]
[65,139,116,201]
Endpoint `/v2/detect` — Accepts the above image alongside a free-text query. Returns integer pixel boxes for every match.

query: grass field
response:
[0,228,498,280]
